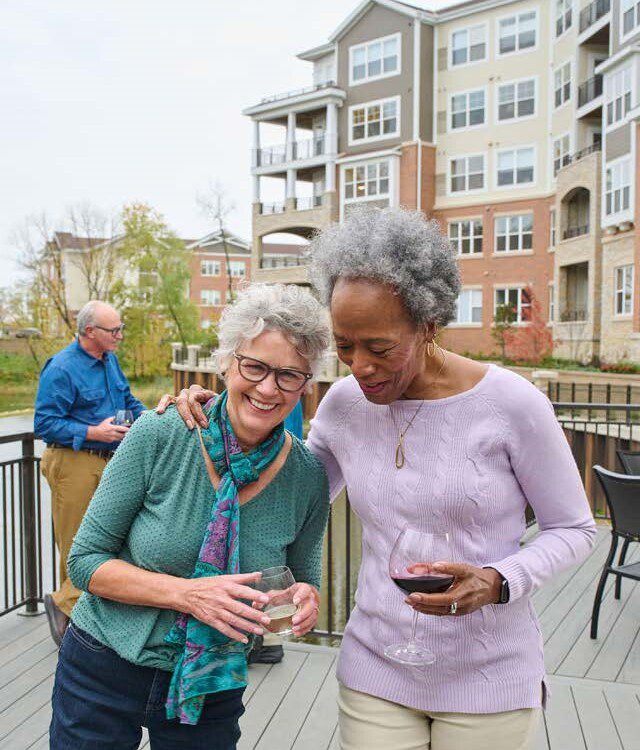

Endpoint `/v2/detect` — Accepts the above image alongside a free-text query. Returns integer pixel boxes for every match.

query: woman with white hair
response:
[50,284,331,749]
[172,206,597,750]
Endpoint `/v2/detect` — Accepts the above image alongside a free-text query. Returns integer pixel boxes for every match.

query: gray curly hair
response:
[308,206,461,328]
[214,283,331,378]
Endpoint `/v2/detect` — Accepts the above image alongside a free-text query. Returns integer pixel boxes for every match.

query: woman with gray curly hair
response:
[174,207,596,750]
[50,283,331,749]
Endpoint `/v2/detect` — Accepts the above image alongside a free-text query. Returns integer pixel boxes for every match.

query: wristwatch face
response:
[499,578,510,603]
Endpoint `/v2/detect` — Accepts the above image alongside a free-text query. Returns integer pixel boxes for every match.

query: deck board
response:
[0,524,638,749]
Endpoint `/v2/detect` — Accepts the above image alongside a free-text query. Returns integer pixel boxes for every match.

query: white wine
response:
[265,604,298,634]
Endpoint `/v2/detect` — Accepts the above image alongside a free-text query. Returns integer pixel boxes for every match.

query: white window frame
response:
[604,156,632,221]
[448,153,487,195]
[496,76,537,123]
[550,208,557,248]
[555,0,573,38]
[448,87,486,132]
[349,33,401,86]
[494,214,534,254]
[494,286,532,325]
[495,146,536,189]
[228,261,245,278]
[621,0,640,41]
[200,259,220,277]
[614,264,634,316]
[548,282,555,323]
[552,132,572,177]
[554,60,572,109]
[448,219,483,256]
[453,288,483,326]
[348,96,400,146]
[200,289,222,306]
[343,159,392,204]
[496,8,538,57]
[449,23,488,68]
[605,67,633,131]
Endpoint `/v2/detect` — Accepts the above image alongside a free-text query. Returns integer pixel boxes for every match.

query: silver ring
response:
[449,601,458,615]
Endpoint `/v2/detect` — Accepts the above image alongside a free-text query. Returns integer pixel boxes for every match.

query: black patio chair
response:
[613,450,640,596]
[590,465,640,639]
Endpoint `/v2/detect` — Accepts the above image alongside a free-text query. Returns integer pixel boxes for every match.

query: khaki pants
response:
[40,447,108,617]
[338,684,541,750]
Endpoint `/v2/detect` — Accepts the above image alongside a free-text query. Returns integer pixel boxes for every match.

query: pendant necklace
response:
[389,346,447,469]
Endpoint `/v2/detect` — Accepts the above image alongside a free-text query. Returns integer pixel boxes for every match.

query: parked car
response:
[15,328,42,338]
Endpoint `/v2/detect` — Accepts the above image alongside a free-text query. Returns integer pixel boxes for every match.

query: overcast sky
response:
[1,0,457,287]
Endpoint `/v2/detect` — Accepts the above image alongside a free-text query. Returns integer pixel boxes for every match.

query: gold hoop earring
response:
[426,340,436,358]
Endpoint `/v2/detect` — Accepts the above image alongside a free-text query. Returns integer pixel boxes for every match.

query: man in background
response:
[34,300,145,646]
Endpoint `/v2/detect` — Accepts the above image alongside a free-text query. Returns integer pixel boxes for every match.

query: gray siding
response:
[337,4,414,156]
[420,24,435,142]
[605,125,632,161]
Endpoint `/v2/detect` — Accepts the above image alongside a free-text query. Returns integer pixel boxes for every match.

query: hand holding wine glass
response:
[252,566,301,637]
[114,409,134,427]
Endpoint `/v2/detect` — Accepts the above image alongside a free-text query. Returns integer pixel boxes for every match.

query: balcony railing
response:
[578,75,603,108]
[254,145,286,167]
[259,80,337,106]
[293,133,326,160]
[579,0,610,33]
[556,142,601,175]
[260,201,286,215]
[295,196,322,211]
[260,255,309,269]
[563,225,590,240]
[254,132,328,167]
[560,308,588,322]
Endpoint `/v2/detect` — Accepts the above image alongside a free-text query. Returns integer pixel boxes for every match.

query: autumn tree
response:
[504,287,553,364]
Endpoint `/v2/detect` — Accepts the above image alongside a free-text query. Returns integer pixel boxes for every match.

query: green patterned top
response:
[68,407,329,671]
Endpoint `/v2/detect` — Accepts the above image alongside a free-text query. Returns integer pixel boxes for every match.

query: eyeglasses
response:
[94,324,126,336]
[233,353,312,392]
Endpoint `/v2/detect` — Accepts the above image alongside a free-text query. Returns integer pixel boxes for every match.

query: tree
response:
[196,182,237,303]
[504,287,553,364]
[492,303,516,360]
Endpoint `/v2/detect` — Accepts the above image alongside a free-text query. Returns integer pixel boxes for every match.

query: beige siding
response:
[606,126,632,161]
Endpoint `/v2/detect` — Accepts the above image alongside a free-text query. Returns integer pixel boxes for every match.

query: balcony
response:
[260,201,285,215]
[295,196,322,211]
[254,133,328,169]
[578,75,603,109]
[260,255,309,269]
[563,225,590,240]
[557,142,601,176]
[560,308,588,322]
[579,0,610,33]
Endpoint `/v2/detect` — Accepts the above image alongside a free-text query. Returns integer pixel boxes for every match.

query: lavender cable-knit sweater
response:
[306,365,597,714]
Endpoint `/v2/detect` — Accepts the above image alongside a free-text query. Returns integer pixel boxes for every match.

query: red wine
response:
[391,575,454,594]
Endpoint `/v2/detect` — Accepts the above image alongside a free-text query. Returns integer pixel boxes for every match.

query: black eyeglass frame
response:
[93,324,126,336]
[233,353,312,392]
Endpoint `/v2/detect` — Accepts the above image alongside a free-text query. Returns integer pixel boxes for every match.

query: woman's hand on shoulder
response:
[405,562,502,617]
[177,572,271,643]
[155,385,217,430]
[290,582,320,636]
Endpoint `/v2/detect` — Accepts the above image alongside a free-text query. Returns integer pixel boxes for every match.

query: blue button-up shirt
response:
[34,339,146,452]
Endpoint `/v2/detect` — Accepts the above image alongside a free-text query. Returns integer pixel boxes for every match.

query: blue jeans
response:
[50,622,245,749]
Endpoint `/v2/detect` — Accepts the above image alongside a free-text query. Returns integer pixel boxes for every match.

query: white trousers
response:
[338,684,541,750]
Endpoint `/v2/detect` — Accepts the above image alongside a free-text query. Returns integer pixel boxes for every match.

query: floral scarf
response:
[165,391,285,725]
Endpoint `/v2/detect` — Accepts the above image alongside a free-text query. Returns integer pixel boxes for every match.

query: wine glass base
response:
[384,642,435,666]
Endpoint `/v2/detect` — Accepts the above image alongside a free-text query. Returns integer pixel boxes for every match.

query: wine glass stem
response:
[407,610,419,653]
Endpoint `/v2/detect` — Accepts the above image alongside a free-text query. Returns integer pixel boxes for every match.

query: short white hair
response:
[213,283,331,378]
[77,301,104,335]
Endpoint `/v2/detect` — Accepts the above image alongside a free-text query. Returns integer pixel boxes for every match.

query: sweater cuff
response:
[67,553,113,592]
[484,556,533,603]
[71,422,89,451]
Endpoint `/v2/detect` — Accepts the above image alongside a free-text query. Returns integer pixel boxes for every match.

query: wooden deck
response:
[0,523,638,749]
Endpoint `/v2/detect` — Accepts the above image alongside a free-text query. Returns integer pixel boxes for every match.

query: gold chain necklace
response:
[389,346,447,469]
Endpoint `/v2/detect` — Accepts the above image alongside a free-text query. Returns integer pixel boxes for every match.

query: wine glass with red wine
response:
[384,527,453,666]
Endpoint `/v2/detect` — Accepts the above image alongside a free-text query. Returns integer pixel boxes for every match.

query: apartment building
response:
[243,0,640,364]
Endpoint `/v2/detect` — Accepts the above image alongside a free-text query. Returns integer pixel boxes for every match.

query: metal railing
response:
[293,134,326,160]
[260,201,286,215]
[579,0,610,33]
[557,143,601,176]
[0,432,53,618]
[578,74,603,108]
[254,145,287,167]
[295,196,322,211]
[260,255,309,269]
[560,308,588,322]
[563,224,590,240]
[259,80,337,106]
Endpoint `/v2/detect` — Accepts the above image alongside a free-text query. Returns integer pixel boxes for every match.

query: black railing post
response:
[19,437,40,615]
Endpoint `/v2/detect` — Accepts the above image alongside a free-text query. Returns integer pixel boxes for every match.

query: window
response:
[549,283,555,322]
[449,220,483,255]
[228,261,245,278]
[606,68,632,127]
[498,10,537,55]
[451,24,486,66]
[615,265,634,315]
[200,289,221,306]
[350,34,400,84]
[350,97,399,143]
[455,289,483,324]
[554,62,571,108]
[450,155,485,193]
[344,161,390,201]
[555,0,572,36]
[550,208,557,247]
[605,159,631,216]
[450,89,485,130]
[497,147,535,187]
[495,287,532,323]
[497,79,535,121]
[622,0,640,36]
[553,134,571,176]
[201,260,220,277]
[495,214,533,252]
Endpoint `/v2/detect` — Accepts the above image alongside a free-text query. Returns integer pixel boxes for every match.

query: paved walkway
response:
[0,524,638,749]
